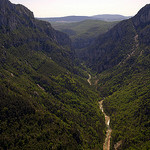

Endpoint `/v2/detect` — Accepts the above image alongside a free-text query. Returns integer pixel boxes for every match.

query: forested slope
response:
[0,0,106,149]
[80,4,150,73]
[51,20,117,50]
[87,4,150,150]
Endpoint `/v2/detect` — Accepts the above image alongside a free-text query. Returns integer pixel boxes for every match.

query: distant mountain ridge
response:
[38,14,131,22]
[40,16,93,22]
[92,14,131,21]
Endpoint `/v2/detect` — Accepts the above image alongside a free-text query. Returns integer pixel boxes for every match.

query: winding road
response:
[87,74,92,85]
[87,74,112,150]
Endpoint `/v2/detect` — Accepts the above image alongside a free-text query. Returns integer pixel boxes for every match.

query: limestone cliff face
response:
[0,0,73,69]
[132,4,150,46]
[0,0,35,31]
[0,0,71,47]
[132,4,150,28]
[0,0,15,30]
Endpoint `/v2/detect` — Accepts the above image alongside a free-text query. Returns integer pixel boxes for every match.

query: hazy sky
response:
[10,0,150,17]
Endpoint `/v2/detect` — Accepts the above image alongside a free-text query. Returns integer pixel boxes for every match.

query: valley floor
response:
[99,100,112,150]
[87,74,112,150]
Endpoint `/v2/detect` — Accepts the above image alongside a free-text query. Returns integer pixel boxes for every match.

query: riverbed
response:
[99,100,112,150]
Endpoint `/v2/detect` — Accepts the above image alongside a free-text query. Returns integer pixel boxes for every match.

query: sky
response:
[10,0,150,17]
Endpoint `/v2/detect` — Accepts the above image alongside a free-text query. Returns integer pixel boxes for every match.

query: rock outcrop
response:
[0,0,73,69]
[0,0,35,31]
[132,4,150,28]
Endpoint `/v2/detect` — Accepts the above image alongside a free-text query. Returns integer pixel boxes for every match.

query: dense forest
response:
[50,20,118,50]
[78,4,150,150]
[0,0,106,149]
[0,0,150,150]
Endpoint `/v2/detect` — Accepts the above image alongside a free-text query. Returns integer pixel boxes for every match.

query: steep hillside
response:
[51,20,117,50]
[0,0,74,71]
[83,4,150,150]
[80,4,150,73]
[80,19,136,72]
[96,40,150,149]
[0,0,106,149]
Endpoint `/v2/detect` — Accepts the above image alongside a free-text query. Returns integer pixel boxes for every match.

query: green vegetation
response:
[51,20,117,39]
[77,4,150,150]
[51,20,118,49]
[0,29,106,150]
[1,1,150,150]
[96,42,150,150]
[0,1,106,149]
[0,61,105,149]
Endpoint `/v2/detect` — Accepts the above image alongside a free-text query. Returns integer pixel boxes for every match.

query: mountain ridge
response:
[79,4,150,73]
[132,4,150,28]
[39,14,131,23]
[0,0,74,70]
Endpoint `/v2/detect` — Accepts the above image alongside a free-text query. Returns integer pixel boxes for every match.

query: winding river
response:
[99,100,112,150]
[87,74,112,150]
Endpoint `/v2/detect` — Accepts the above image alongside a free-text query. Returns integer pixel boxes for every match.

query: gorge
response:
[0,0,150,149]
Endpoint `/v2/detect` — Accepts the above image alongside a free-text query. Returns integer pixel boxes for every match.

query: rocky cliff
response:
[80,4,150,73]
[132,4,150,46]
[0,0,71,46]
[132,4,150,28]
[0,0,35,31]
[0,0,73,69]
